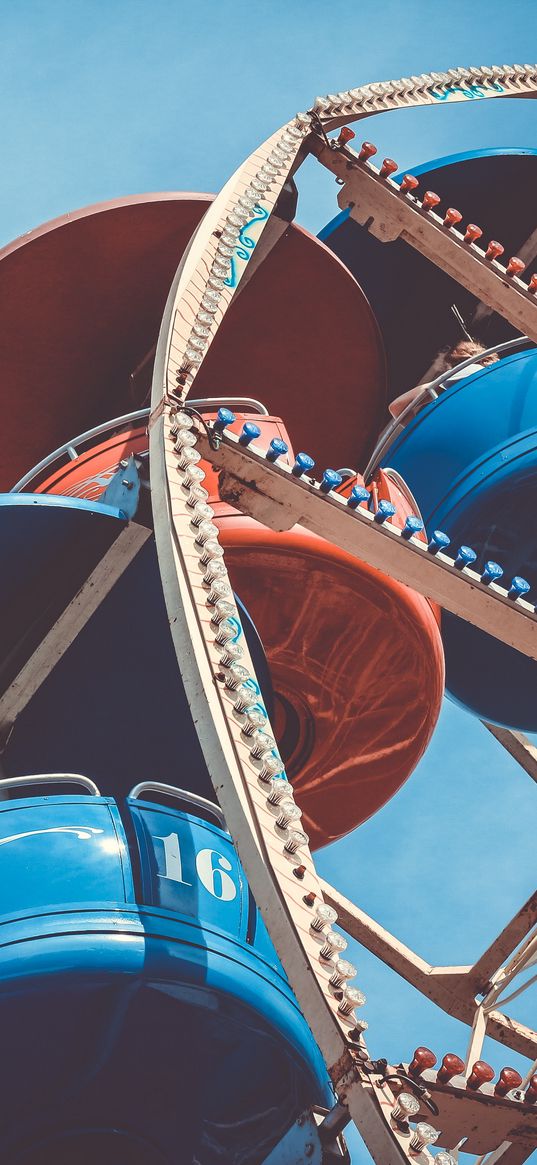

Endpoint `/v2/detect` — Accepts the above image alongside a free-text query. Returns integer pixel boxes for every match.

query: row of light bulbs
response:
[169,408,368,1035]
[309,65,536,120]
[175,120,308,395]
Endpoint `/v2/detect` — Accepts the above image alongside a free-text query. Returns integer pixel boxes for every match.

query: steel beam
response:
[195,426,537,660]
[0,523,150,742]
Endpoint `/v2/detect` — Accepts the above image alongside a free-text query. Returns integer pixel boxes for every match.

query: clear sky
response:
[1,3,536,1162]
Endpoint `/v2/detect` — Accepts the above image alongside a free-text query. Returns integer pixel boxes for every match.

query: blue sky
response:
[1,2,536,1161]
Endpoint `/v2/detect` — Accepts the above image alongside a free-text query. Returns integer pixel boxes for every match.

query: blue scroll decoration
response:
[431,80,504,102]
[225,204,269,288]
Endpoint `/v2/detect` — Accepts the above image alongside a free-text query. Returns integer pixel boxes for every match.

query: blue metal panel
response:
[100,454,141,518]
[0,795,133,918]
[128,800,247,937]
[385,351,537,729]
[0,795,331,1163]
[386,350,537,527]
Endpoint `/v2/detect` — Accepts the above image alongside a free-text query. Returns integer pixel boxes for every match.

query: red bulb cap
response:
[464,224,483,244]
[422,191,441,212]
[437,1053,465,1084]
[467,1060,495,1090]
[495,1067,523,1096]
[507,256,526,277]
[380,157,398,178]
[409,1047,437,1076]
[525,1074,537,1102]
[528,274,537,293]
[444,208,463,228]
[400,174,419,193]
[485,240,505,261]
[359,141,377,161]
[338,126,356,146]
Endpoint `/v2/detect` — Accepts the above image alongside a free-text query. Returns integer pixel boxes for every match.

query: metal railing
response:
[129,781,226,830]
[11,398,269,493]
[0,773,101,797]
[364,336,534,481]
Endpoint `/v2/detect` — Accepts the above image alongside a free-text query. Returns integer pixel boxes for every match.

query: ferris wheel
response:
[148,64,537,1165]
[0,62,536,1165]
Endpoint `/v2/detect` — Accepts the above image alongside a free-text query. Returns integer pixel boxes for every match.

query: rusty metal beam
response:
[484,724,537,787]
[467,891,537,994]
[322,880,537,1061]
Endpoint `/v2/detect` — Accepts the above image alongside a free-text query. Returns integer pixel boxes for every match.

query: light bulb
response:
[329,959,357,987]
[241,707,267,734]
[467,1060,495,1090]
[211,599,236,626]
[338,987,366,1016]
[204,564,227,584]
[495,1068,523,1097]
[391,1093,420,1121]
[223,662,251,690]
[186,484,209,508]
[275,799,302,829]
[190,502,214,526]
[437,1054,465,1084]
[409,1047,437,1077]
[257,752,284,782]
[215,618,239,646]
[199,540,224,565]
[320,930,347,959]
[267,778,290,805]
[234,683,255,712]
[250,729,276,759]
[176,446,201,471]
[284,829,309,854]
[183,465,206,486]
[195,519,219,546]
[171,410,194,431]
[310,903,338,932]
[219,643,244,667]
[410,1124,439,1152]
[184,347,203,364]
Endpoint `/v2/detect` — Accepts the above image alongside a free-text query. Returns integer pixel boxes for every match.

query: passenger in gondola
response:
[388,340,499,421]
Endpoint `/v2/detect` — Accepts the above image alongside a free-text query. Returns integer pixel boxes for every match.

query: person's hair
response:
[426,340,500,375]
[444,339,500,369]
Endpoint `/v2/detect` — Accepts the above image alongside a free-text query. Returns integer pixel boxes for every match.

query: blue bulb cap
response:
[239,422,261,446]
[320,469,343,493]
[214,407,236,433]
[401,515,424,539]
[347,486,370,509]
[266,438,289,462]
[481,561,504,586]
[508,576,531,600]
[454,545,477,570]
[427,530,451,555]
[292,452,315,477]
[374,500,396,524]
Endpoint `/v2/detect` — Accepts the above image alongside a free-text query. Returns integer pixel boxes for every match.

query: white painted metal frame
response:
[193,425,537,659]
[148,65,537,1164]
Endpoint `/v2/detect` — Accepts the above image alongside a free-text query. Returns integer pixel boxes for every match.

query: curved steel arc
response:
[149,63,537,1162]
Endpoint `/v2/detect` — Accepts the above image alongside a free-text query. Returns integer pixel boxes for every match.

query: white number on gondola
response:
[155,832,237,901]
[196,848,236,901]
[154,832,192,886]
